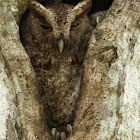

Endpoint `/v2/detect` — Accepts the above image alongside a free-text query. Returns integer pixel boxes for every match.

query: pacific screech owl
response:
[90,10,107,27]
[20,0,92,130]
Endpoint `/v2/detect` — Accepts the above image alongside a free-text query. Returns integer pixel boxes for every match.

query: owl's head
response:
[29,0,92,53]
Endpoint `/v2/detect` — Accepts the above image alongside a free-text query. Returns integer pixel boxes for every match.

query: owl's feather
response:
[20,0,92,130]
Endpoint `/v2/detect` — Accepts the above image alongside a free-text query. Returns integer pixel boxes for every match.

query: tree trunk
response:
[0,0,52,139]
[68,0,140,139]
[0,0,140,139]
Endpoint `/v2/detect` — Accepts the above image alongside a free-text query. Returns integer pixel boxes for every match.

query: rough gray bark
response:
[0,0,140,140]
[68,0,140,139]
[0,0,52,139]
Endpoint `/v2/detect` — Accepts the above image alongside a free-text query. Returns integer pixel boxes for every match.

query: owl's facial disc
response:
[57,39,64,53]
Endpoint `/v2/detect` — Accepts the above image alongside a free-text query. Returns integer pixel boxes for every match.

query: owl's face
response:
[29,1,92,53]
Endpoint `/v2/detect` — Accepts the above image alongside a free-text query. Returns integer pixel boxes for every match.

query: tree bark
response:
[68,0,140,139]
[0,0,52,139]
[0,0,140,139]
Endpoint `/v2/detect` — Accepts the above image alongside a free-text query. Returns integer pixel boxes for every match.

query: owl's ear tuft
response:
[28,1,53,25]
[28,1,45,13]
[73,0,92,19]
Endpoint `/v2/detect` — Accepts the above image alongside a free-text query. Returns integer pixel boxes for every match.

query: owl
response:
[20,0,92,138]
[90,10,107,27]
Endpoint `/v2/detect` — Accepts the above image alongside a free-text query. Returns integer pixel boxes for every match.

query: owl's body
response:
[20,0,92,131]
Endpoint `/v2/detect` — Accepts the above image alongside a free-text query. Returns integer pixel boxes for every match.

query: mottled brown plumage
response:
[20,0,92,131]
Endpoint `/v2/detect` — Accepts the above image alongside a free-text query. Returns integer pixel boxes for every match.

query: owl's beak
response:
[58,39,64,53]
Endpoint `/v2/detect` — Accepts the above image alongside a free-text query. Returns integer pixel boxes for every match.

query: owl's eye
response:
[71,23,79,28]
[40,25,52,30]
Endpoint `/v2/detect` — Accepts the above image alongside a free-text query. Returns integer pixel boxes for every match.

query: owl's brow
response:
[29,1,54,25]
[73,0,92,18]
